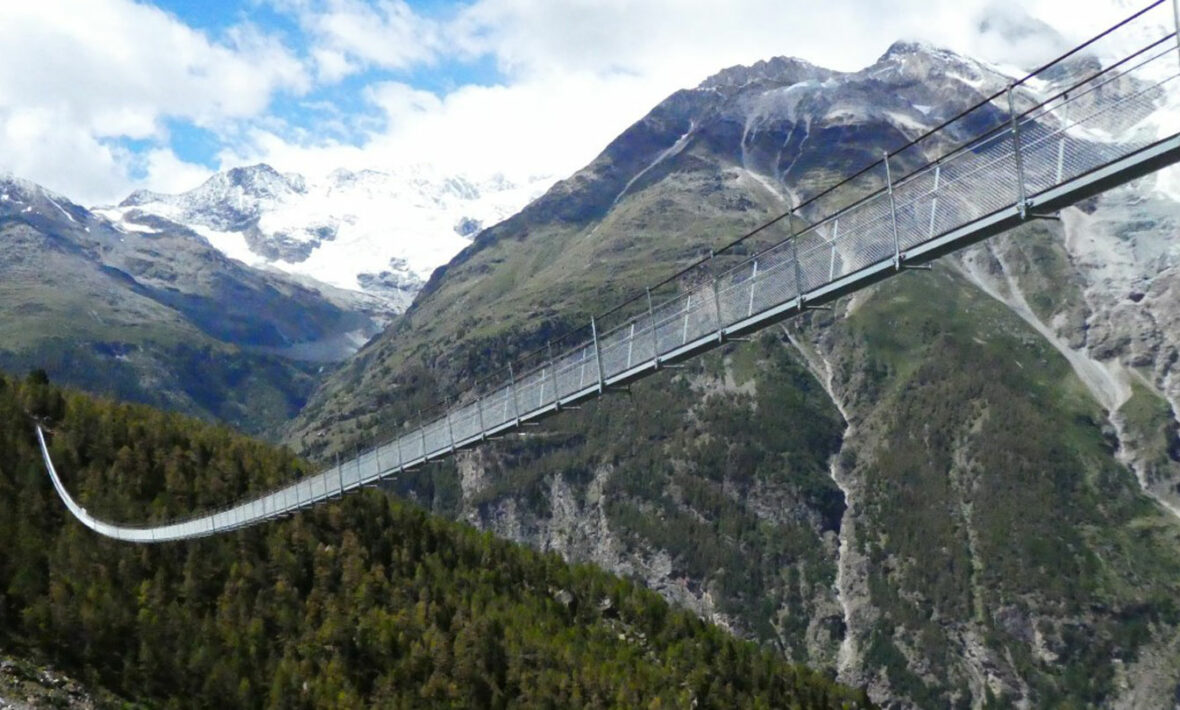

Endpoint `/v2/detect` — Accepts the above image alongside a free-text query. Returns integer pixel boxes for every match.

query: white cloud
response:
[231,0,1146,190]
[312,47,360,83]
[451,0,1133,82]
[139,149,216,196]
[296,0,440,79]
[0,0,1154,206]
[0,0,307,204]
[0,106,130,203]
[218,69,666,188]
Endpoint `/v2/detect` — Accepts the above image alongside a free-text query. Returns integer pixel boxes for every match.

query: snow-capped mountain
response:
[97,164,554,311]
[0,168,396,432]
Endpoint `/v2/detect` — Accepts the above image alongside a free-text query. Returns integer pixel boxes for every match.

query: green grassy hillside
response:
[377,261,1180,705]
[815,265,1180,705]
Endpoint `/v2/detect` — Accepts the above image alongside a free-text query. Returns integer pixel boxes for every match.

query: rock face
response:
[956,179,1180,517]
[0,651,126,709]
[290,40,1180,707]
[100,164,552,312]
[0,172,383,434]
[121,164,307,231]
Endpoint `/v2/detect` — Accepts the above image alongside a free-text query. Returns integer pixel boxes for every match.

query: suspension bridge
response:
[38,1,1180,542]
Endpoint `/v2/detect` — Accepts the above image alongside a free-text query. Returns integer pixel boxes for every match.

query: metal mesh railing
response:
[38,2,1180,542]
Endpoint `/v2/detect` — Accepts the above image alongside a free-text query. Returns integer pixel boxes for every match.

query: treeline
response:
[0,371,870,709]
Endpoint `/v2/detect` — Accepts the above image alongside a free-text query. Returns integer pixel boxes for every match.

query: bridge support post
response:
[446,409,457,453]
[1056,92,1069,183]
[646,288,660,369]
[476,394,488,439]
[928,163,940,238]
[591,316,606,394]
[625,323,636,368]
[709,250,725,342]
[789,210,805,307]
[336,451,343,496]
[418,410,428,461]
[1008,85,1028,219]
[508,364,521,426]
[827,219,839,281]
[547,342,561,409]
[1174,0,1180,71]
[883,151,902,270]
[830,218,840,279]
[747,259,759,317]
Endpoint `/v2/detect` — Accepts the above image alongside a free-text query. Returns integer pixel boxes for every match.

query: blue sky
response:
[146,1,503,167]
[0,0,1132,205]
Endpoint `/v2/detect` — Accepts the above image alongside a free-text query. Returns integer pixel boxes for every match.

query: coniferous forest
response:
[0,371,870,708]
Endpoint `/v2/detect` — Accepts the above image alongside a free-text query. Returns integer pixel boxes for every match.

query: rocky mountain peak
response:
[211,163,305,200]
[1,172,67,205]
[118,188,160,208]
[870,39,994,84]
[699,56,835,92]
[878,39,952,62]
[118,164,303,212]
[0,172,96,230]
